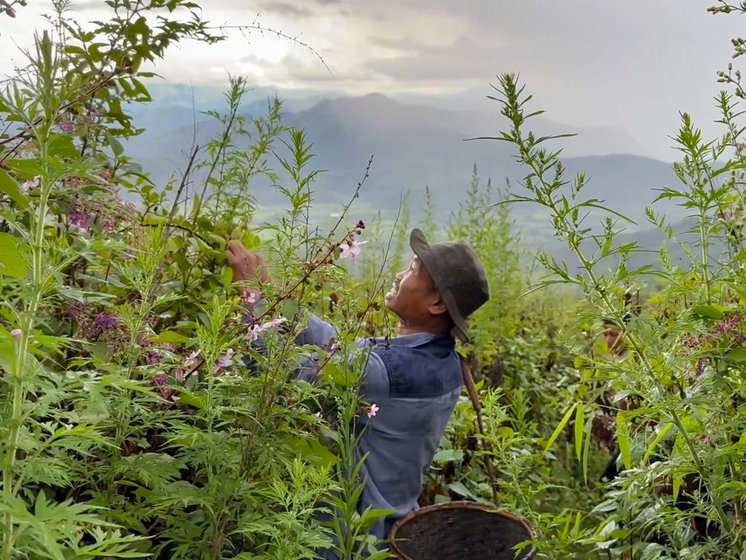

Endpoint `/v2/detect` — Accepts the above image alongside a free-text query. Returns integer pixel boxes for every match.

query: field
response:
[0,2,744,559]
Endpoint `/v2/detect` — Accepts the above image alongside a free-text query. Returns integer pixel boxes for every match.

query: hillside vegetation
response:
[0,2,744,559]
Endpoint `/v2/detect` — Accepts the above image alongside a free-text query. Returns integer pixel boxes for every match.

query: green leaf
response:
[220,265,233,287]
[544,403,576,453]
[432,449,464,463]
[574,404,585,461]
[643,422,674,464]
[0,169,29,209]
[690,304,725,320]
[725,347,746,362]
[280,299,299,319]
[6,158,44,177]
[0,232,28,278]
[325,361,357,388]
[358,507,394,532]
[582,408,593,483]
[672,473,682,502]
[285,435,337,468]
[448,480,478,501]
[716,481,746,501]
[616,412,632,470]
[48,134,78,159]
[109,135,125,157]
[0,335,15,374]
[148,331,190,345]
[176,391,207,409]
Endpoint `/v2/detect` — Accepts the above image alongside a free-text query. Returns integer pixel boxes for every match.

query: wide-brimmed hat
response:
[409,228,489,341]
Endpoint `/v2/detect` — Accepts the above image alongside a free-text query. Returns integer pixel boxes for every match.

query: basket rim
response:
[389,501,537,560]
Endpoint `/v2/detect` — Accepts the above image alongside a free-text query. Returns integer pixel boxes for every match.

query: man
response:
[598,316,633,481]
[226,228,489,541]
[601,317,629,360]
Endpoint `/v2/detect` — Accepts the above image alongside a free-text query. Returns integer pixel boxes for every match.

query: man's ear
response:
[428,293,449,317]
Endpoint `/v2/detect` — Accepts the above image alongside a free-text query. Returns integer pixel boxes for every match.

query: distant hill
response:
[125,92,685,237]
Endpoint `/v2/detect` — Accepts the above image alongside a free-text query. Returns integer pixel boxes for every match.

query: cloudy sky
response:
[1,1,744,160]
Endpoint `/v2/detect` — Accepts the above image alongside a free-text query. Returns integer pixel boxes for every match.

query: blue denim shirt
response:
[295,315,462,541]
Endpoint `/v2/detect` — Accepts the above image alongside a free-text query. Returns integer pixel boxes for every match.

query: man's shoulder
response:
[371,338,461,399]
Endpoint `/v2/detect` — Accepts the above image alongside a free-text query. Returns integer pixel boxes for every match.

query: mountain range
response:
[124,86,691,249]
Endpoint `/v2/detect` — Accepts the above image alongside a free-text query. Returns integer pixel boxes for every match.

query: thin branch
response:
[167,144,200,233]
[213,23,334,79]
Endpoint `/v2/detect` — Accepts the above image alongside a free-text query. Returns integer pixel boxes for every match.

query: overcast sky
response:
[1,1,744,160]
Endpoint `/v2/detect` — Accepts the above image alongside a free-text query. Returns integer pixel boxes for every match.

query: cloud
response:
[69,1,104,10]
[366,36,500,82]
[240,52,337,82]
[254,1,313,18]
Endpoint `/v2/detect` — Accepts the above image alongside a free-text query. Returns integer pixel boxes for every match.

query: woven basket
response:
[389,502,536,560]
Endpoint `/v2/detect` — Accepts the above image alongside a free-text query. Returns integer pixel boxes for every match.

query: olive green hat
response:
[409,228,489,341]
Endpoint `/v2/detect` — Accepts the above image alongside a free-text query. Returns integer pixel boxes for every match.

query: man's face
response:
[384,256,440,322]
[603,326,625,355]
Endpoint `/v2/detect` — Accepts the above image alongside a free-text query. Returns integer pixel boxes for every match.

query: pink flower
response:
[184,350,200,369]
[246,317,287,341]
[91,312,118,337]
[339,237,367,259]
[10,329,22,339]
[247,324,265,341]
[695,358,707,377]
[69,201,93,231]
[682,334,701,349]
[56,121,75,134]
[22,176,39,192]
[366,403,379,418]
[145,351,161,365]
[174,368,186,382]
[102,216,117,233]
[151,374,173,399]
[215,349,235,373]
[152,374,172,398]
[716,315,741,335]
[153,374,168,386]
[84,108,99,125]
[62,301,87,321]
[263,317,287,330]
[242,292,259,306]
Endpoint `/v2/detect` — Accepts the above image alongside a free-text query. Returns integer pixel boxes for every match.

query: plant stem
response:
[698,203,712,304]
[2,137,49,559]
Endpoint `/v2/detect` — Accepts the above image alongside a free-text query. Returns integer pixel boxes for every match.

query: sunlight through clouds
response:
[1,0,745,160]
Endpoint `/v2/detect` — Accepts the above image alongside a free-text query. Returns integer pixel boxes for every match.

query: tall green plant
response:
[483,73,746,557]
[0,4,391,558]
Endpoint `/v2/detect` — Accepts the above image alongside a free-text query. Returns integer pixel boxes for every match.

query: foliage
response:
[1,2,745,559]
[0,4,390,559]
[472,73,746,558]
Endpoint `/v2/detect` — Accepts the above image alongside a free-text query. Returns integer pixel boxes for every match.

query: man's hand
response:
[226,240,272,295]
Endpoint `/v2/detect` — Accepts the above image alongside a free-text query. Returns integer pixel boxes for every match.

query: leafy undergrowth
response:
[0,2,745,560]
